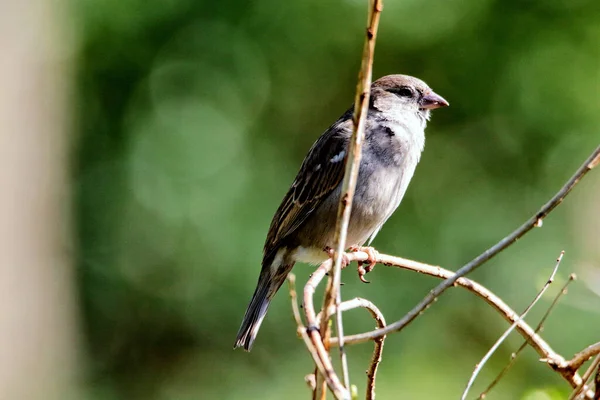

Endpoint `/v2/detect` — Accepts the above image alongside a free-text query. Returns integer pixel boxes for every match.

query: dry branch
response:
[594,363,600,400]
[323,0,384,393]
[331,253,560,357]
[478,273,577,399]
[569,355,600,400]
[290,4,600,392]
[289,273,350,400]
[321,251,593,393]
[318,299,386,400]
[461,251,564,400]
[565,343,600,374]
[296,138,599,398]
[334,144,600,343]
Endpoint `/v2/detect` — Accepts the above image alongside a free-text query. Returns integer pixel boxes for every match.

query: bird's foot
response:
[349,246,379,283]
[323,246,351,268]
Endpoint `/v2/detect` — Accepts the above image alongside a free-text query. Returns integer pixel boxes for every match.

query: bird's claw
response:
[323,246,351,268]
[357,263,370,283]
[349,246,378,283]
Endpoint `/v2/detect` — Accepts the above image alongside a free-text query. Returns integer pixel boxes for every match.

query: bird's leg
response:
[349,246,379,283]
[323,246,351,269]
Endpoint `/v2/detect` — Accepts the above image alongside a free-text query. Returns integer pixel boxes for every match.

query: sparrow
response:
[234,74,448,351]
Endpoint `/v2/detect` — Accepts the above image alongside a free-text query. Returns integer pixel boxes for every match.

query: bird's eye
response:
[389,87,413,98]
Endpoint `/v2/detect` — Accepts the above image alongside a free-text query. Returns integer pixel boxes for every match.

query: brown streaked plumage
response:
[234,75,448,351]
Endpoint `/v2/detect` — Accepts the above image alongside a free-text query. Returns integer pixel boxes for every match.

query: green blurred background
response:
[71,0,600,398]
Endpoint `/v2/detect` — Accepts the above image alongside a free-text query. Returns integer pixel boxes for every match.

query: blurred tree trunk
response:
[0,1,79,399]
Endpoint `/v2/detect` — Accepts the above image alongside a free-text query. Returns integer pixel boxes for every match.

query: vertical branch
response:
[290,273,349,400]
[594,363,600,400]
[322,0,384,391]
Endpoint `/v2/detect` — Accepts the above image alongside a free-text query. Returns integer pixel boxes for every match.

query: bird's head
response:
[370,74,449,124]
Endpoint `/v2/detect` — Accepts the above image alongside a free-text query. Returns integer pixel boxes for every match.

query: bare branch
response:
[323,0,384,391]
[336,144,600,342]
[594,362,600,400]
[344,299,386,400]
[461,251,564,400]
[478,273,576,399]
[566,343,600,374]
[337,252,561,360]
[323,251,597,392]
[297,119,599,399]
[320,298,386,400]
[311,262,334,400]
[568,355,600,400]
[289,273,350,400]
[300,246,600,397]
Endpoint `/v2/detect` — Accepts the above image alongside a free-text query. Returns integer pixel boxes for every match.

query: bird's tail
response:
[234,263,292,351]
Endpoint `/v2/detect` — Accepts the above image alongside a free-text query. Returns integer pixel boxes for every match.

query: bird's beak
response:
[420,91,449,110]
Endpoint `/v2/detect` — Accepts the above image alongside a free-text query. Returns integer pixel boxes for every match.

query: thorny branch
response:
[323,0,384,395]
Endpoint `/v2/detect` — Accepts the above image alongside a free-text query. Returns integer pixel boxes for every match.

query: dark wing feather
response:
[263,109,353,261]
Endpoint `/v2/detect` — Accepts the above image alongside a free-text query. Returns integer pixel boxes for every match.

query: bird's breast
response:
[346,140,420,245]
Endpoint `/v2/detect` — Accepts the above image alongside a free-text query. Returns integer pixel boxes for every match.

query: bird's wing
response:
[263,110,353,260]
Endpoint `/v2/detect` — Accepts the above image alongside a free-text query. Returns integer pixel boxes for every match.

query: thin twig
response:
[566,343,600,374]
[323,0,384,392]
[321,251,593,392]
[569,355,600,400]
[309,263,334,400]
[359,300,386,400]
[291,272,350,400]
[288,273,304,327]
[461,251,564,400]
[297,139,599,398]
[594,362,600,400]
[312,366,323,400]
[478,273,577,399]
[288,274,331,393]
[332,252,561,360]
[337,144,600,342]
[319,298,386,400]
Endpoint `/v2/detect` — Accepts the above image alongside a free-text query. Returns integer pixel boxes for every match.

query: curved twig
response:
[461,251,564,400]
[358,300,386,400]
[299,138,600,399]
[343,144,600,345]
[323,251,596,392]
[336,252,561,358]
[319,298,386,400]
[478,273,577,399]
[290,272,349,400]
